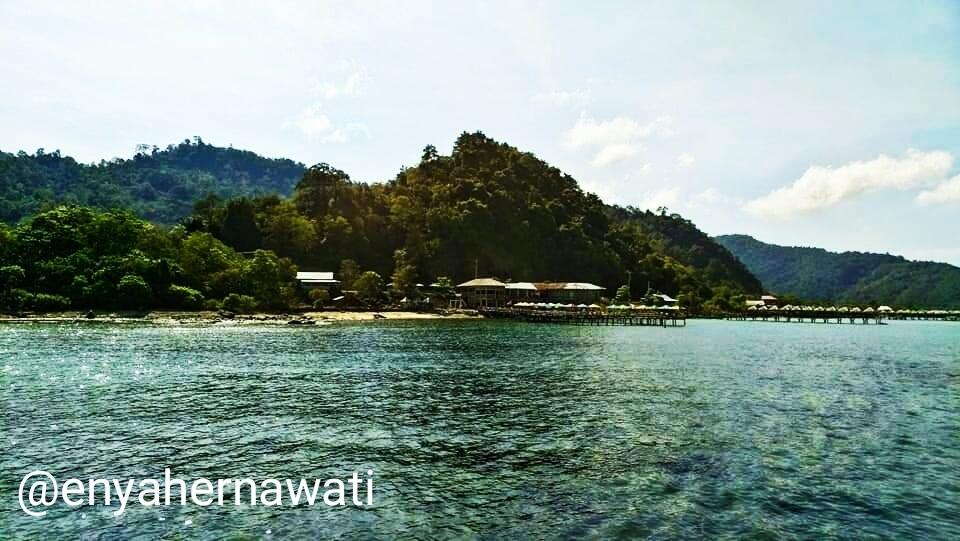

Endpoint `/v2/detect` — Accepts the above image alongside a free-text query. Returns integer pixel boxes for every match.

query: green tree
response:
[222,293,258,314]
[390,249,418,299]
[613,285,631,304]
[0,265,27,310]
[261,201,316,260]
[433,276,455,299]
[117,274,152,309]
[353,271,384,306]
[339,259,360,290]
[0,265,26,291]
[220,197,262,252]
[293,163,351,217]
[246,249,297,310]
[163,284,205,309]
[308,288,330,309]
[178,232,242,278]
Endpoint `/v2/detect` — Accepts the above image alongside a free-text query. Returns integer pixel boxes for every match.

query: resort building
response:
[296,271,341,294]
[650,293,678,307]
[456,278,606,307]
[534,282,606,304]
[456,278,507,307]
[505,282,538,301]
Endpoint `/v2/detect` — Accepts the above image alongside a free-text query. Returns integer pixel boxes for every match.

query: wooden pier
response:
[885,311,959,322]
[479,307,686,327]
[729,307,885,325]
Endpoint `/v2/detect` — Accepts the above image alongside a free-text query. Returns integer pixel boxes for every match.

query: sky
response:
[2,1,959,264]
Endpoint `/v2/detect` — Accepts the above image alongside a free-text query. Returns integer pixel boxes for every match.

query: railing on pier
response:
[885,311,959,322]
[479,307,686,327]
[728,307,886,325]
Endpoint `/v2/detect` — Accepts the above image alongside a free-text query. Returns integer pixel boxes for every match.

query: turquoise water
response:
[1,320,958,539]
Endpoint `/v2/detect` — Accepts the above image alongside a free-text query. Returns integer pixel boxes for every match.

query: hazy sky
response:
[2,1,959,263]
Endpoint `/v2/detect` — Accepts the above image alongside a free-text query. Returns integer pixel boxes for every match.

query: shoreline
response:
[0,310,482,325]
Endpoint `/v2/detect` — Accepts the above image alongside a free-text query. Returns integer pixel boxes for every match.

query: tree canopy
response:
[187,132,761,311]
[0,204,299,312]
[1,133,767,313]
[0,138,304,224]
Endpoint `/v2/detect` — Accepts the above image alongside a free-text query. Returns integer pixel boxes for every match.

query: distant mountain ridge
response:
[0,138,305,224]
[714,234,960,308]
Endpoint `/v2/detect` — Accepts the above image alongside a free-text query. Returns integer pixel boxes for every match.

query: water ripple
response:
[1,320,958,539]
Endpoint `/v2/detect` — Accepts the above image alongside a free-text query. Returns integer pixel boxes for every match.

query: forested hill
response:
[0,132,762,312]
[715,234,960,308]
[185,132,761,310]
[0,138,305,224]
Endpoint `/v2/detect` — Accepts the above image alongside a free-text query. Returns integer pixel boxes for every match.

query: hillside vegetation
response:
[0,138,304,224]
[186,132,761,311]
[0,133,761,313]
[715,234,960,308]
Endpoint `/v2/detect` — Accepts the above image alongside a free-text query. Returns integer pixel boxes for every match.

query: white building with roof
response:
[296,271,340,292]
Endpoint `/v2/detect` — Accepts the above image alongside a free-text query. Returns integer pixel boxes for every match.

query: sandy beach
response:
[0,310,481,325]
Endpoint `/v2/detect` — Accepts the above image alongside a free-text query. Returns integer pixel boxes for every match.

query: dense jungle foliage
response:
[715,234,960,308]
[0,137,304,224]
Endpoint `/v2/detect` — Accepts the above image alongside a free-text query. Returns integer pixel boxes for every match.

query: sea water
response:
[2,320,958,539]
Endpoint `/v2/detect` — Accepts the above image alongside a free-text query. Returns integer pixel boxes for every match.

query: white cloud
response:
[286,104,370,143]
[288,105,332,137]
[532,89,590,107]
[745,149,954,219]
[686,187,742,213]
[315,71,364,100]
[591,143,639,166]
[313,61,367,100]
[677,152,695,169]
[688,187,721,209]
[916,174,960,205]
[638,187,680,211]
[563,114,673,168]
[564,114,673,148]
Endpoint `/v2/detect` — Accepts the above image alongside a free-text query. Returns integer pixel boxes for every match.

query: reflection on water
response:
[2,320,959,539]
